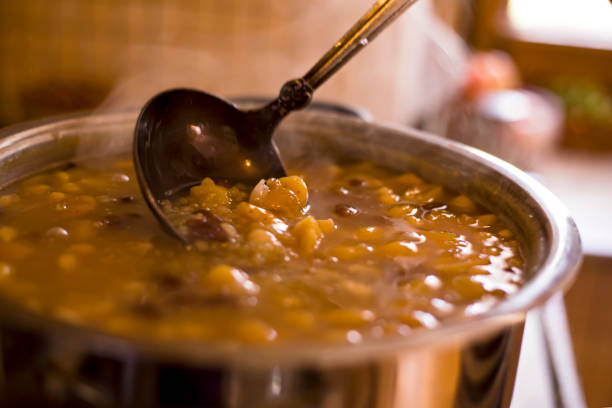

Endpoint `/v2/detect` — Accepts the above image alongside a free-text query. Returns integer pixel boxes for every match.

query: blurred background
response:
[0,0,611,406]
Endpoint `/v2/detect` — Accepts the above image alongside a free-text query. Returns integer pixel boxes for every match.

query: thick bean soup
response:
[0,156,524,345]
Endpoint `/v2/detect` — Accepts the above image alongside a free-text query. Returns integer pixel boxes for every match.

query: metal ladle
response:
[134,0,420,243]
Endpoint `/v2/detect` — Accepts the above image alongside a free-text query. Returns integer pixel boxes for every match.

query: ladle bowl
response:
[133,0,420,243]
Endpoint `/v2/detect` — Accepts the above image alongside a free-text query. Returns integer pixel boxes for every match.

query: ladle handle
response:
[303,0,420,90]
[256,0,420,133]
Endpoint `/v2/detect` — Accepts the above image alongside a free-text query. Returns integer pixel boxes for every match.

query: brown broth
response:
[0,156,524,345]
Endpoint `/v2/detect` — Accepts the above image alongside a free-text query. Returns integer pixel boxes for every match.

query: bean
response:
[452,276,487,300]
[349,178,366,187]
[204,265,259,296]
[475,214,497,228]
[24,184,50,196]
[234,320,277,343]
[0,262,12,279]
[324,309,375,327]
[62,182,80,193]
[61,162,77,170]
[0,194,19,207]
[53,171,70,183]
[293,216,323,255]
[387,204,417,218]
[449,194,477,214]
[284,310,315,329]
[48,192,66,202]
[392,173,423,187]
[130,301,162,319]
[317,218,335,233]
[340,280,372,297]
[57,253,77,270]
[186,210,228,242]
[334,203,360,217]
[328,244,369,261]
[153,272,184,290]
[333,186,349,195]
[0,226,17,243]
[355,226,384,242]
[377,241,417,257]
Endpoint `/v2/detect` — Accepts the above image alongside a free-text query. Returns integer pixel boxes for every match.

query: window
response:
[470,0,612,85]
[506,0,612,50]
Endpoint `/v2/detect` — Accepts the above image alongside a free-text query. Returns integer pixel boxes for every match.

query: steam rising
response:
[96,0,467,125]
[86,0,469,193]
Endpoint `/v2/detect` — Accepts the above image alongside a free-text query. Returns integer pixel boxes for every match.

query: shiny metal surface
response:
[0,110,581,407]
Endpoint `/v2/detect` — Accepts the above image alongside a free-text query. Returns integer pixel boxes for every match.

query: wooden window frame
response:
[470,0,612,86]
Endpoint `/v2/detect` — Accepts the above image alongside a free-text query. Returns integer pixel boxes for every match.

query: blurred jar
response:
[432,88,564,169]
[0,0,466,126]
[424,51,563,169]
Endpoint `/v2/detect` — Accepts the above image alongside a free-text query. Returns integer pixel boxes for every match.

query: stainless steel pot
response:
[0,109,581,408]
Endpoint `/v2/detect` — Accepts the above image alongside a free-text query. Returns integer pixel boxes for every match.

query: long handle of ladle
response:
[259,0,420,128]
[303,0,420,90]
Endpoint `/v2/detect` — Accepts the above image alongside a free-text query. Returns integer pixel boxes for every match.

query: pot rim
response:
[0,109,582,367]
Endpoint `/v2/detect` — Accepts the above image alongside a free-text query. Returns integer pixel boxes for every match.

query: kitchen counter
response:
[529,151,612,406]
[535,151,612,257]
